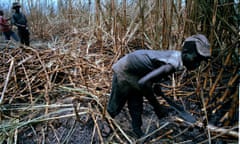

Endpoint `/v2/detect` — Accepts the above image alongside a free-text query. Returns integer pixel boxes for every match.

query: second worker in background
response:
[11,2,30,46]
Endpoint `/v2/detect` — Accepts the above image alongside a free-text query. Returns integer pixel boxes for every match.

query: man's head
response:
[12,2,21,9]
[181,34,210,70]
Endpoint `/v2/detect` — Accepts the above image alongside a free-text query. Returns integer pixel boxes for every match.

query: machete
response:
[156,90,196,123]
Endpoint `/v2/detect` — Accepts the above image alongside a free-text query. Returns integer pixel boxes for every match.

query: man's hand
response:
[16,23,26,27]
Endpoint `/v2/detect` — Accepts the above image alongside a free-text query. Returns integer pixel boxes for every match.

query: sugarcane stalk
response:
[0,58,14,104]
[219,72,238,102]
[209,52,232,97]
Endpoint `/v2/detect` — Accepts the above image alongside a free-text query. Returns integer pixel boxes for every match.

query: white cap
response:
[183,34,211,57]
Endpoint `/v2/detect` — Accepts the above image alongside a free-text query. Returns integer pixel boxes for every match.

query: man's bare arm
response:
[138,64,174,87]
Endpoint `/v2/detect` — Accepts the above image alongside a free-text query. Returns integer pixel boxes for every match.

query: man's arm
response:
[138,64,174,87]
[138,63,197,123]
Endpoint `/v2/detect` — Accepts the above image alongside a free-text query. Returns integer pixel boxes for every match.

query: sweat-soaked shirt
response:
[112,50,184,89]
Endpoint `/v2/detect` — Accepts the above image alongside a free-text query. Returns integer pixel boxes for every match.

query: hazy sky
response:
[1,0,239,14]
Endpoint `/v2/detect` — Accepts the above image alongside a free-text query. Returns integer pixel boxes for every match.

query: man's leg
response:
[128,90,144,138]
[3,31,11,40]
[107,73,128,118]
[18,30,24,44]
[23,29,30,46]
[10,31,19,42]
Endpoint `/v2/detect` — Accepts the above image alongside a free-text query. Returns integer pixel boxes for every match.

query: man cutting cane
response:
[107,34,211,137]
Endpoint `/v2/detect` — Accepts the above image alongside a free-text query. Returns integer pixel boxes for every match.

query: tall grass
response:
[6,0,236,54]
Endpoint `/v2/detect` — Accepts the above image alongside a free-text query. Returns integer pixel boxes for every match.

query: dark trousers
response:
[107,73,169,137]
[18,28,30,46]
[107,73,144,137]
[3,30,19,42]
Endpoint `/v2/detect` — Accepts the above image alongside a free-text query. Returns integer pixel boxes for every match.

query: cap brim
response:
[195,42,211,57]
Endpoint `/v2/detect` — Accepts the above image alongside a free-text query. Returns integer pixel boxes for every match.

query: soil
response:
[15,98,238,144]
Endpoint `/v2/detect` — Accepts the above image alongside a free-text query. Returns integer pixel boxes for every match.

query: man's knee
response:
[128,91,143,110]
[107,94,119,118]
[107,92,127,118]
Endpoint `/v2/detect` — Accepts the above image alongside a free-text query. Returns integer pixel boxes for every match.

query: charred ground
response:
[0,41,238,143]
